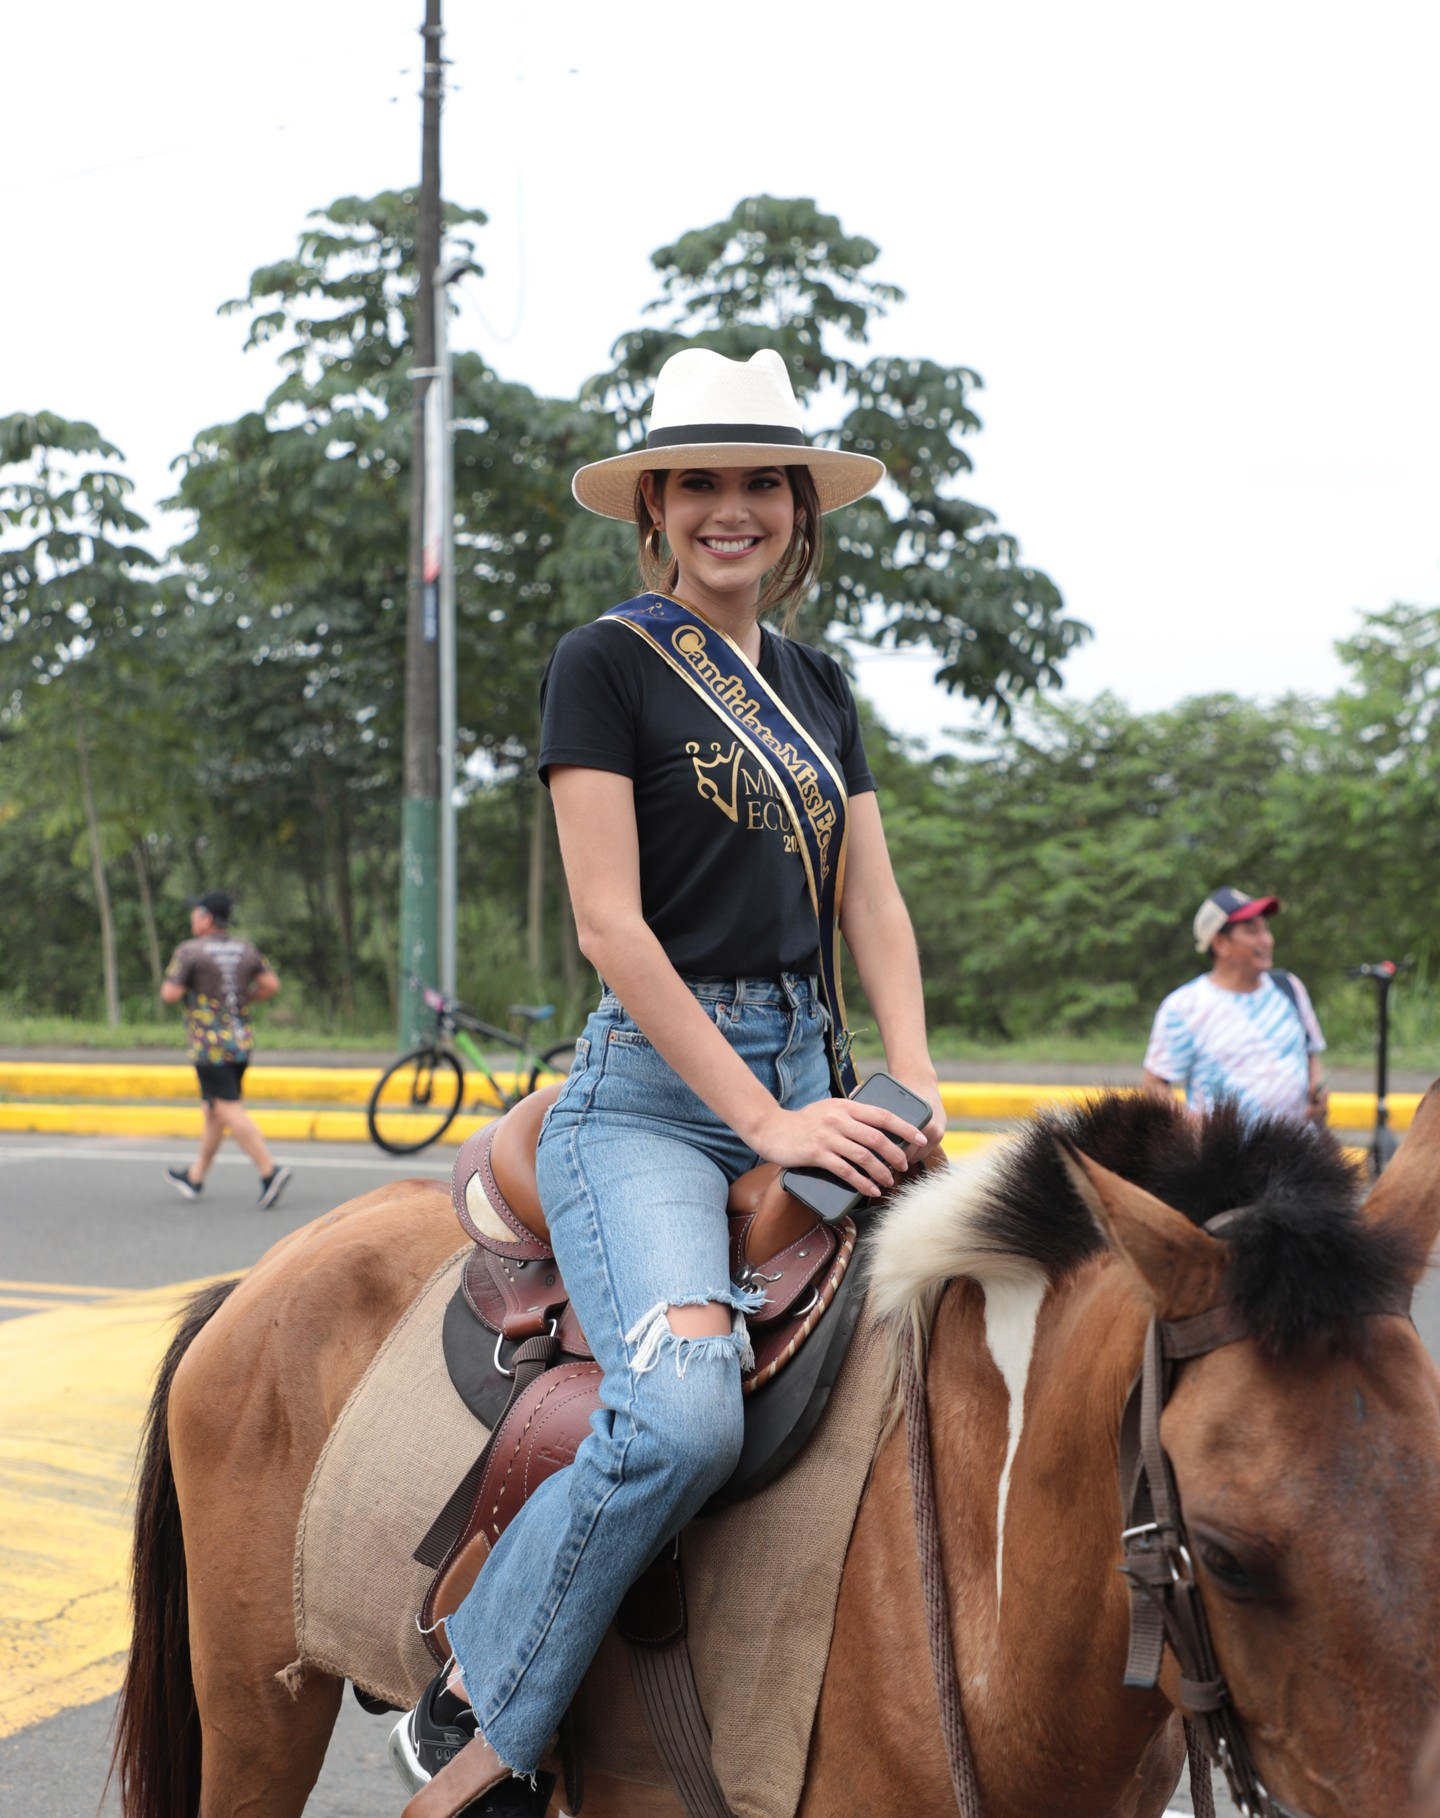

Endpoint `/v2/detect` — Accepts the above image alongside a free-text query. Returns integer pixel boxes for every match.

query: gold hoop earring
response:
[646,524,663,562]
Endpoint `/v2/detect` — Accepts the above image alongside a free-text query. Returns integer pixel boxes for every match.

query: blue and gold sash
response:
[602,593,857,1095]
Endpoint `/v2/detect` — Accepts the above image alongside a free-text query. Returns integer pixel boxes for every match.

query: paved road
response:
[0,1136,441,1817]
[5,1129,1437,1816]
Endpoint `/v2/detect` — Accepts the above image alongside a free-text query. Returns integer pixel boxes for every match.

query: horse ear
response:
[1361,1079,1440,1272]
[1058,1139,1229,1319]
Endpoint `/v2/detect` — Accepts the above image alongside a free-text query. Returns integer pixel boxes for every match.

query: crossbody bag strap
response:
[602,594,857,1094]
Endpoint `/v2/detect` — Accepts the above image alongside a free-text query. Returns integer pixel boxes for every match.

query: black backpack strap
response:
[1269,967,1301,1016]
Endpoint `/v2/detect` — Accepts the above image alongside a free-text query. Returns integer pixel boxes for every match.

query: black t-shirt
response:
[538,616,874,978]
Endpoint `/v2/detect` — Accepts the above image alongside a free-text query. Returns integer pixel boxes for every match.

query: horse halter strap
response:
[1117,1210,1413,1818]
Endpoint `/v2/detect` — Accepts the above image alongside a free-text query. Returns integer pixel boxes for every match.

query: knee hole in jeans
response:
[666,1301,731,1339]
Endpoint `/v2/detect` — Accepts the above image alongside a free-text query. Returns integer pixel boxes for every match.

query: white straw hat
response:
[571,347,885,520]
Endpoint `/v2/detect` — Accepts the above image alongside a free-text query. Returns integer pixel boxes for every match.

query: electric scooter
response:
[1343,959,1411,1178]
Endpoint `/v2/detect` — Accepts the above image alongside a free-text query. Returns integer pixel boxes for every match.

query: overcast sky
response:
[6,1,1437,746]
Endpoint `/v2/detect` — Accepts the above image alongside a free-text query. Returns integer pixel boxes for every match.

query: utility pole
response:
[398,0,444,1043]
[433,256,476,1006]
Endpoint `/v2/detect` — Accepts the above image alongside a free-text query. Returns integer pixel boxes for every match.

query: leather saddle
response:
[451,1083,853,1390]
[414,1083,876,1662]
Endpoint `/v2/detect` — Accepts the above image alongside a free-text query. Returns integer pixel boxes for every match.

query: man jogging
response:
[1143,885,1328,1126]
[160,889,293,1208]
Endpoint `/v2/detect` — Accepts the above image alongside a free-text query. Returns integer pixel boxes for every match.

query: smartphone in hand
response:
[781,1070,932,1222]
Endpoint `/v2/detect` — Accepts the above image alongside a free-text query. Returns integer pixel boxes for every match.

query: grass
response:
[904,1028,1148,1067]
[0,1014,393,1055]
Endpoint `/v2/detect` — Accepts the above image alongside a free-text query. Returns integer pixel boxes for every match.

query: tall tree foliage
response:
[870,691,1305,1037]
[591,194,1088,714]
[0,412,176,1021]
[166,193,473,1014]
[1267,603,1440,973]
[857,605,1440,1043]
[166,193,615,1017]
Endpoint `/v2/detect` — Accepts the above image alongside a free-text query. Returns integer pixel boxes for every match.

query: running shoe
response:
[165,1167,202,1201]
[388,1670,476,1791]
[387,1671,553,1813]
[258,1165,293,1209]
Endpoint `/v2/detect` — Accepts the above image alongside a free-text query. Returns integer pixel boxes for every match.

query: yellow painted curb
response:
[0,1065,1415,1133]
[0,1092,1408,1146]
[936,1081,1415,1128]
[940,1131,998,1159]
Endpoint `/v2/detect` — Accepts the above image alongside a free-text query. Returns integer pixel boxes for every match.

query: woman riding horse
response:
[388,345,945,1816]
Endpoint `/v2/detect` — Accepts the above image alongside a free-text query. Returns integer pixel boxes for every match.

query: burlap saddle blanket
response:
[291,1238,893,1818]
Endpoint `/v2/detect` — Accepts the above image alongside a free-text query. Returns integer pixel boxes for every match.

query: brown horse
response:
[111,1083,1440,1818]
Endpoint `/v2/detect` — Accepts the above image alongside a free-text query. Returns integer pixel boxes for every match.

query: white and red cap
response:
[1194,886,1282,954]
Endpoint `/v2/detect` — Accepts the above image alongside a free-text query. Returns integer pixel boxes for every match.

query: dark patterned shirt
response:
[164,935,269,1064]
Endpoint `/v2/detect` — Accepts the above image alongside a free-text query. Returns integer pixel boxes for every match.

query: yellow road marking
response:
[0,1279,118,1297]
[0,1276,221,1739]
[0,1295,112,1313]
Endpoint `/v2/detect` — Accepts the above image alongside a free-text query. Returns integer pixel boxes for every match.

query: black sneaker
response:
[386,1672,554,1814]
[387,1670,477,1792]
[165,1167,201,1202]
[258,1165,293,1209]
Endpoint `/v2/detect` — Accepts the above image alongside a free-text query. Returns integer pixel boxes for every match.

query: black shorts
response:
[195,1061,248,1104]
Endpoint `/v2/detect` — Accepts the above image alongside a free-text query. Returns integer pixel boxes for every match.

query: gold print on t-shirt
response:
[687,740,800,851]
[672,625,834,879]
[687,740,742,822]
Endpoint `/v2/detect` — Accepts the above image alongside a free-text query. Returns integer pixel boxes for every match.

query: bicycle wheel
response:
[525,1039,581,1097]
[366,1046,465,1154]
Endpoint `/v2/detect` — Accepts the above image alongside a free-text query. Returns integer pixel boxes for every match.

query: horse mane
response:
[870,1092,1422,1362]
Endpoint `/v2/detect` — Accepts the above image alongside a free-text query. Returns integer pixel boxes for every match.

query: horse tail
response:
[107,1277,241,1818]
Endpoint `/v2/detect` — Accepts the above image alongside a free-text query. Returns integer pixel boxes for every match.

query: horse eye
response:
[1198,1542,1255,1592]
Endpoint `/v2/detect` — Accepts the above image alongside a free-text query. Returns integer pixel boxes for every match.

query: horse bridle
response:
[1117,1209,1414,1818]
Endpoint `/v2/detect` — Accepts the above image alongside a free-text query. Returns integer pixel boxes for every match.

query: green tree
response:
[168,194,614,1020]
[1268,603,1440,982]
[0,412,175,1022]
[858,689,1312,1038]
[590,194,1088,715]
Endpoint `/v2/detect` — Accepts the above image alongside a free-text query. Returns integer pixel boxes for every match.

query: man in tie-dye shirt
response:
[1142,886,1328,1126]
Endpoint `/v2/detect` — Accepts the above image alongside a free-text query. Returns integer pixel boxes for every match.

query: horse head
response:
[1065,1083,1440,1818]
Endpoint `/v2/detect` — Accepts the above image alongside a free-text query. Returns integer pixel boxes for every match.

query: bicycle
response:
[366,982,580,1154]
[1344,958,1412,1178]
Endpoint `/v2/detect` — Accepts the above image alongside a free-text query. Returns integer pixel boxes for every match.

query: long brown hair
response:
[632,466,824,634]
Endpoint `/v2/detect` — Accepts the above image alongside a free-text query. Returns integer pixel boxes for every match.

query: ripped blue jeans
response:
[443,973,830,1772]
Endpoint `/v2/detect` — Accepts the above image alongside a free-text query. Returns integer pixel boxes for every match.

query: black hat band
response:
[645,423,807,450]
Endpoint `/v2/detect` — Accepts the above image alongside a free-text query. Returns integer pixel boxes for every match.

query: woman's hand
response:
[750,1093,932,1200]
[907,1075,947,1150]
